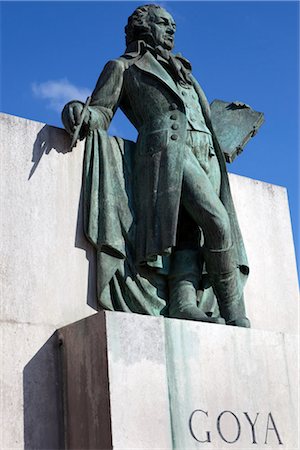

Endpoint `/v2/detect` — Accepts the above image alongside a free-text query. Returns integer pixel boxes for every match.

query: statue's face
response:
[148,8,176,50]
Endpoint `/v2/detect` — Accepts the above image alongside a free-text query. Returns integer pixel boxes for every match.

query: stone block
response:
[59,311,299,449]
[0,113,96,450]
[0,113,97,329]
[229,174,299,334]
[0,113,298,449]
[1,113,298,336]
[164,318,299,449]
[58,312,172,449]
[0,323,63,450]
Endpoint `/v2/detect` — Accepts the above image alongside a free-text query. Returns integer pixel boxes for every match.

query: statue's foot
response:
[226,317,251,328]
[169,305,225,324]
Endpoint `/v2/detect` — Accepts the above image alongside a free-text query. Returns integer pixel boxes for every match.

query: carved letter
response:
[264,413,283,445]
[189,410,211,443]
[217,410,241,444]
[243,412,259,444]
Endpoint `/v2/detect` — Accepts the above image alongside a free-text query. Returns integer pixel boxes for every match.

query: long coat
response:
[85,43,249,276]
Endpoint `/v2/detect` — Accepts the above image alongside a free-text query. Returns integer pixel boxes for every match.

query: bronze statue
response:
[62,4,252,327]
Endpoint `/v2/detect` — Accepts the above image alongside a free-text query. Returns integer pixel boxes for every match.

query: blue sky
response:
[1,1,299,270]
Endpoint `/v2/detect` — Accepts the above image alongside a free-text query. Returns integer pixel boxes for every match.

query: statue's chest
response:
[124,66,181,113]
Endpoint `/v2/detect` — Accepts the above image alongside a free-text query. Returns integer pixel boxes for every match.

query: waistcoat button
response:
[171,134,178,140]
[170,114,178,120]
[171,123,179,130]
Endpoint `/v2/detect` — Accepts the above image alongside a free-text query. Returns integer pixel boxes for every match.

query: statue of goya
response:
[62,4,251,327]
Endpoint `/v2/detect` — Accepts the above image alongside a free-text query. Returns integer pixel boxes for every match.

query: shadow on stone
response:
[29,125,71,179]
[23,333,64,450]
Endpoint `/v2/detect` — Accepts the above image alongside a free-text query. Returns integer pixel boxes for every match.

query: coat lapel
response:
[130,47,213,131]
[134,51,182,102]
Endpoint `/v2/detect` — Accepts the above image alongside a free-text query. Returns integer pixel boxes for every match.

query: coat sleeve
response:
[88,59,125,131]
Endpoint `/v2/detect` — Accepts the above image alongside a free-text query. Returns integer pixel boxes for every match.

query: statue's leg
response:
[168,248,225,324]
[202,246,250,328]
[181,149,250,328]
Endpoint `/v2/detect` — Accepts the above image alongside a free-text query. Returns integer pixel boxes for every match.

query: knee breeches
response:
[179,131,232,250]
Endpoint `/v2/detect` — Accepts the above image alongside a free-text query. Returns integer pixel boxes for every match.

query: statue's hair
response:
[125,4,165,46]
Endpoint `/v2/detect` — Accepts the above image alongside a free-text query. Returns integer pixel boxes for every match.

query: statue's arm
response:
[88,59,125,130]
[62,59,125,137]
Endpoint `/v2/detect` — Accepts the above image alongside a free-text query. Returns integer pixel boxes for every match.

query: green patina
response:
[62,4,263,327]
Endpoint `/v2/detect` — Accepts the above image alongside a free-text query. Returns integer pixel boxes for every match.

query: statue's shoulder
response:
[99,55,138,80]
[103,58,127,72]
[117,52,142,70]
[116,42,147,70]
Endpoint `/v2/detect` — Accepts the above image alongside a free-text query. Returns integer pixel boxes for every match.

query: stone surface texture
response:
[164,318,299,449]
[59,312,173,450]
[0,113,96,450]
[230,174,299,334]
[1,113,299,449]
[59,311,299,449]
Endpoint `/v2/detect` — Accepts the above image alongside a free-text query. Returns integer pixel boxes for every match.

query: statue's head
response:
[125,4,176,50]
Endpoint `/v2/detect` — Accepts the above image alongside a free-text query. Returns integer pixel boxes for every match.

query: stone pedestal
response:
[58,311,299,449]
[58,312,172,450]
[1,113,299,449]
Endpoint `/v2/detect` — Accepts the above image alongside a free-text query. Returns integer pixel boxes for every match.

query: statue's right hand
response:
[61,101,89,136]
